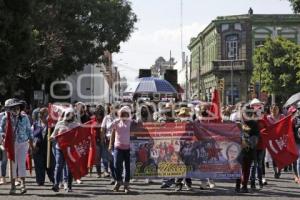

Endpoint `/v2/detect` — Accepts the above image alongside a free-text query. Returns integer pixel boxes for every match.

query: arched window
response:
[225,34,239,60]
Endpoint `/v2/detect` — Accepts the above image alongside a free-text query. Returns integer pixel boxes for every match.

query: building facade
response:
[60,51,121,104]
[150,56,176,78]
[188,13,300,105]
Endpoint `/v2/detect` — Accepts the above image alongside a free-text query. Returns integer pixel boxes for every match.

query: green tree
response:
[0,0,137,102]
[252,37,300,99]
[288,0,300,13]
[30,0,137,81]
[0,0,34,99]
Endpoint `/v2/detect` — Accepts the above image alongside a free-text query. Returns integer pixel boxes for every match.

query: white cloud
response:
[114,22,206,82]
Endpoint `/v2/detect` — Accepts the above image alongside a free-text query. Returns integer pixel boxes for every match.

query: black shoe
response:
[110,180,116,185]
[250,182,256,190]
[266,162,269,168]
[161,183,171,189]
[241,186,249,193]
[259,183,263,189]
[20,187,27,195]
[235,187,241,193]
[52,185,59,192]
[175,183,183,192]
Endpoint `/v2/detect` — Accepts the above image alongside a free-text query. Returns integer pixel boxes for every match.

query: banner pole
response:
[46,127,51,169]
[9,159,13,188]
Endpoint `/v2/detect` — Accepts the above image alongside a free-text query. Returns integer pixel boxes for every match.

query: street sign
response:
[34,90,43,100]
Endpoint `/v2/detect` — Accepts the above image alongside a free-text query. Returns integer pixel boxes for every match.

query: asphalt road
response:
[0,168,299,200]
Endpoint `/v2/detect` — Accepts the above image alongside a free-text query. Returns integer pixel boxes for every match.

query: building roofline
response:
[188,13,300,49]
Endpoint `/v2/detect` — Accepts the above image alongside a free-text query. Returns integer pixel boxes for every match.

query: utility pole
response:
[169,50,172,69]
[186,55,189,101]
[230,60,234,105]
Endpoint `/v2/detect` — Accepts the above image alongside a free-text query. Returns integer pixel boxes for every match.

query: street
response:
[0,169,299,200]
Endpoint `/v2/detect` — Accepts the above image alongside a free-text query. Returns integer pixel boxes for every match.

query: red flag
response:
[261,115,298,169]
[88,118,98,168]
[26,151,32,175]
[209,89,222,122]
[48,103,70,127]
[4,112,15,161]
[55,121,95,180]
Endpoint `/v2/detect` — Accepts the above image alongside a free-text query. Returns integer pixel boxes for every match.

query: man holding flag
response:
[260,106,299,177]
[0,98,33,195]
[50,107,79,193]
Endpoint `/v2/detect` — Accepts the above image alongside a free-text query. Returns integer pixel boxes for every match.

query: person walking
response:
[0,105,7,185]
[0,98,33,195]
[235,106,259,193]
[92,105,113,179]
[50,108,79,192]
[266,105,285,179]
[174,107,193,191]
[292,102,300,185]
[101,103,117,184]
[109,106,132,194]
[32,107,55,186]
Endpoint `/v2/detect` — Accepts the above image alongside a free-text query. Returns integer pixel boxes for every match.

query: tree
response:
[252,37,300,100]
[0,0,137,102]
[288,0,300,13]
[0,0,35,100]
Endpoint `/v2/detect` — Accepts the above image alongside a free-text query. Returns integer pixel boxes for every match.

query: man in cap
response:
[0,98,33,195]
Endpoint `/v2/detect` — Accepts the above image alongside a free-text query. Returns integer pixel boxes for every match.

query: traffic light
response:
[218,79,224,90]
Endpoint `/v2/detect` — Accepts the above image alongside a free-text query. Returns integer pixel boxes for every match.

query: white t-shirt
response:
[101,114,115,137]
[230,111,241,122]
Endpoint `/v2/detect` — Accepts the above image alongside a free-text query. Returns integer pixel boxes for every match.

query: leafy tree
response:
[0,0,137,102]
[288,0,300,13]
[252,37,300,99]
[0,0,34,98]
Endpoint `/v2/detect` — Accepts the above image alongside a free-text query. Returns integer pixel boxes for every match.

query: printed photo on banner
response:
[130,122,242,179]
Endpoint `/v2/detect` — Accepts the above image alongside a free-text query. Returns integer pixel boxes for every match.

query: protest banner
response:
[130,122,241,179]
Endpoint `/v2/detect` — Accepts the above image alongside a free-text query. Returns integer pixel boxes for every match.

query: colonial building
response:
[188,11,300,105]
[150,56,176,78]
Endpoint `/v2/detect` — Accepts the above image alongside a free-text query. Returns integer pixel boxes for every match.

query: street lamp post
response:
[230,60,234,105]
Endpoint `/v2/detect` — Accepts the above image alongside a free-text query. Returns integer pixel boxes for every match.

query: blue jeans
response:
[250,150,265,184]
[1,150,7,177]
[96,143,110,174]
[54,148,73,189]
[114,148,130,183]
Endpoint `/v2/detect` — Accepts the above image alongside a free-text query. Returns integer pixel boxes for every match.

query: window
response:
[225,35,239,60]
[255,40,265,48]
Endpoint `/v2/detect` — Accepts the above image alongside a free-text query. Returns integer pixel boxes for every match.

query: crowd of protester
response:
[0,97,299,195]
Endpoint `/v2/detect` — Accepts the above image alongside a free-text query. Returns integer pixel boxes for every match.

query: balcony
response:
[212,59,246,71]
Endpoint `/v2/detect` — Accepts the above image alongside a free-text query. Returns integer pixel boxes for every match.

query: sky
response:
[113,0,293,82]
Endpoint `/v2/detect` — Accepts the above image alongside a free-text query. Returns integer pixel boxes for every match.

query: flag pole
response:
[47,127,51,169]
[9,159,13,189]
